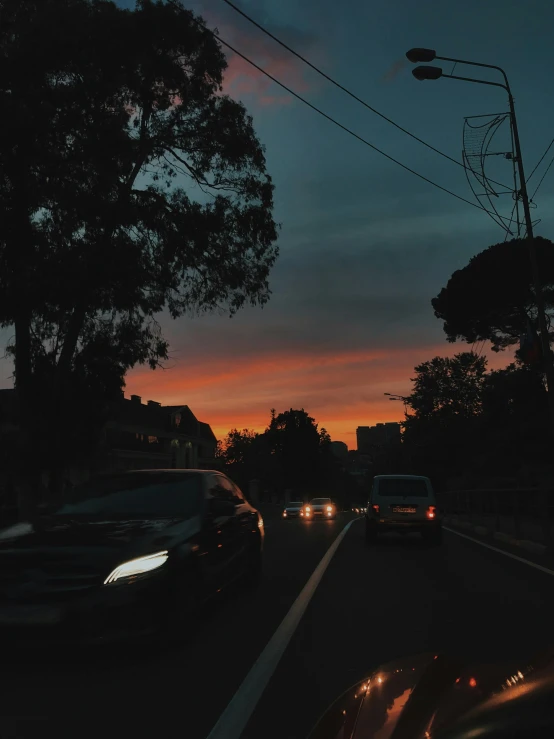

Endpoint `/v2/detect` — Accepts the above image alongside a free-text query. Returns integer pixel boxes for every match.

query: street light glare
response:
[406,48,437,64]
[412,66,443,82]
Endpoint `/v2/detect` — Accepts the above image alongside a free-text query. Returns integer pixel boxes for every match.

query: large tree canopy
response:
[432,237,554,352]
[0,0,279,500]
[405,352,487,421]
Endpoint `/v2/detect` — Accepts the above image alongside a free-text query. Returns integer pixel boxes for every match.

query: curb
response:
[445,517,549,556]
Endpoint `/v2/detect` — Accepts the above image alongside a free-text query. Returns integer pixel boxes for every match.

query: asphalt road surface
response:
[2,513,554,739]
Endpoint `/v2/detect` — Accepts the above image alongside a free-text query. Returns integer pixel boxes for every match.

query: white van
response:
[365,475,442,545]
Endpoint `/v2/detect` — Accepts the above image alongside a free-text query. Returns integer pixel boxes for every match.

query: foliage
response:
[432,237,554,352]
[401,351,550,484]
[0,0,279,496]
[406,352,487,421]
[217,409,353,506]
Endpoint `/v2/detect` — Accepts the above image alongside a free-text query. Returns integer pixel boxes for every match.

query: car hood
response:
[0,515,202,573]
[307,649,554,738]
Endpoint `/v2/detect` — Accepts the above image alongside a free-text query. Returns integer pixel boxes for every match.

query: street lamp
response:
[384,392,409,415]
[406,47,554,442]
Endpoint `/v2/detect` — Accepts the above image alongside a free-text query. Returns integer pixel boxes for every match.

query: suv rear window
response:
[377,479,429,497]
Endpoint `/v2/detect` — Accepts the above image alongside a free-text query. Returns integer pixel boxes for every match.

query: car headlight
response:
[104,551,169,585]
[305,506,311,512]
[326,505,333,511]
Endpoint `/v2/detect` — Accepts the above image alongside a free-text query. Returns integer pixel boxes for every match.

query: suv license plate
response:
[392,506,416,514]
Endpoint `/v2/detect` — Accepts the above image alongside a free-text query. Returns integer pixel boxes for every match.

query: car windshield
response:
[289,502,303,506]
[311,498,331,505]
[377,479,429,497]
[56,472,204,518]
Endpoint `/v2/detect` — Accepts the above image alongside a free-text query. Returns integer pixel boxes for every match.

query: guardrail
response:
[440,487,554,548]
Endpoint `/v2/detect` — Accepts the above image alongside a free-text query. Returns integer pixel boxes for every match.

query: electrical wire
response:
[166,1,513,224]
[219,0,512,193]
[527,137,554,183]
[530,153,554,202]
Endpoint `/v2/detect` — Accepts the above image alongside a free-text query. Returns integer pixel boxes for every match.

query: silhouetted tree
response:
[480,362,548,469]
[0,0,278,514]
[402,352,488,480]
[432,237,554,352]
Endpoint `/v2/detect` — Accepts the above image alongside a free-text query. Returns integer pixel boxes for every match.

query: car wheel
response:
[365,520,378,546]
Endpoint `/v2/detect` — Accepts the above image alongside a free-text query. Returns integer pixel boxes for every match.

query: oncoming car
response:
[365,474,442,545]
[282,502,304,519]
[304,498,337,520]
[0,469,264,645]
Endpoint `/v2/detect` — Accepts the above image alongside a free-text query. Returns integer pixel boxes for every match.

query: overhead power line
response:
[530,153,554,202]
[165,0,513,226]
[527,137,554,183]
[219,0,511,193]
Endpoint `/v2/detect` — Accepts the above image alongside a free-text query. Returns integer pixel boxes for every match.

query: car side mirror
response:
[207,498,235,518]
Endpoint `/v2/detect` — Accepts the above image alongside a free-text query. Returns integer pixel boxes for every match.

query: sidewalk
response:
[443,513,553,557]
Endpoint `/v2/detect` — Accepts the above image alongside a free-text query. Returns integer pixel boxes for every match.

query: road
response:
[2,513,554,739]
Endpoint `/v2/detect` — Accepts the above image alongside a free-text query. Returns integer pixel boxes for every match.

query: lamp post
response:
[406,48,554,443]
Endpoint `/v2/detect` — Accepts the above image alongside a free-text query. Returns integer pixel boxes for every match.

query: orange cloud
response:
[195,1,321,107]
[127,343,514,448]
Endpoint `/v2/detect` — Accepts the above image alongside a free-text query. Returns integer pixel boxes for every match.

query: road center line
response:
[205,519,355,739]
[444,526,554,576]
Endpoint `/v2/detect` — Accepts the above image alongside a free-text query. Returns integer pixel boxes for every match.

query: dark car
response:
[0,469,264,645]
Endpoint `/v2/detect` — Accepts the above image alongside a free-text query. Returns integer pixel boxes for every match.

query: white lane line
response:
[206,519,355,739]
[444,526,554,576]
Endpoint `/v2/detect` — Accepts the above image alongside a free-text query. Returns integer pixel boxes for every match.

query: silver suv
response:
[365,475,442,545]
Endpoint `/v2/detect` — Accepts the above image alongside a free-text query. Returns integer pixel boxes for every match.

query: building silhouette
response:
[356,422,401,454]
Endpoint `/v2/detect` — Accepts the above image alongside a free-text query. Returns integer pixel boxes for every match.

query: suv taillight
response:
[372,504,380,515]
[426,506,437,520]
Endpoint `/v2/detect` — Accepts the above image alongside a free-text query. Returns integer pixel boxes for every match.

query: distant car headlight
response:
[104,551,169,585]
[305,506,311,512]
[326,505,333,511]
[258,515,264,528]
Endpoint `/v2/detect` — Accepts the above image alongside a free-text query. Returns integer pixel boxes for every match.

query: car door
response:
[204,474,241,588]
[227,478,258,562]
[213,475,248,582]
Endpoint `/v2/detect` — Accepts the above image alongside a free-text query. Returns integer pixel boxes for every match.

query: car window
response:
[311,498,331,505]
[290,501,303,506]
[231,481,246,503]
[211,475,244,505]
[57,472,204,518]
[376,479,429,497]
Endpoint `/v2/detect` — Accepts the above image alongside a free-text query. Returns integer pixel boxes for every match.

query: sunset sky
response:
[1,0,553,448]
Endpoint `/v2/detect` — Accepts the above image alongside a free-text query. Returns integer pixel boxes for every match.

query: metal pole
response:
[437,63,554,445]
[507,91,554,442]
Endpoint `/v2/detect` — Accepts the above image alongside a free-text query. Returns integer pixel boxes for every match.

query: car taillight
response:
[426,506,436,520]
[372,504,379,515]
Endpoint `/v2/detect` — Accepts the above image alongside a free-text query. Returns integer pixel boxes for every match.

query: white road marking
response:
[205,519,355,739]
[444,526,554,576]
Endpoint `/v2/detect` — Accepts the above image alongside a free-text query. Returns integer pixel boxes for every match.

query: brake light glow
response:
[372,504,380,515]
[426,506,436,520]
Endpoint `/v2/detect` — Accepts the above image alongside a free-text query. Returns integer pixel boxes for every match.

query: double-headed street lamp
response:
[406,47,554,443]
